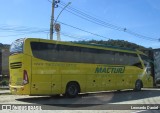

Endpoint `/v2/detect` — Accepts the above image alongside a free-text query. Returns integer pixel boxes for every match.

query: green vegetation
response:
[0,78,9,86]
[0,43,10,49]
[73,39,153,57]
[75,39,150,50]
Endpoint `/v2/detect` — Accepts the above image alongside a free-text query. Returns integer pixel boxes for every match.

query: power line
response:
[0,25,49,32]
[0,24,106,41]
[0,24,49,31]
[0,24,49,37]
[59,2,124,31]
[1,23,109,41]
[0,33,27,37]
[47,0,52,3]
[0,28,48,33]
[58,6,121,32]
[61,32,85,41]
[125,30,158,41]
[61,31,90,41]
[58,4,123,31]
[0,30,48,37]
[59,1,160,42]
[48,0,158,41]
[57,21,110,40]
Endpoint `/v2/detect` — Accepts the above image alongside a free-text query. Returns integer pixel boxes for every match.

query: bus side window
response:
[129,54,143,69]
[81,47,94,63]
[115,52,124,65]
[104,50,115,65]
[73,46,81,63]
[58,44,73,62]
[31,42,59,62]
[113,52,142,68]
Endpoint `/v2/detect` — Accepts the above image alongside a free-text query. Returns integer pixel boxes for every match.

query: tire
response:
[134,80,142,91]
[66,82,79,98]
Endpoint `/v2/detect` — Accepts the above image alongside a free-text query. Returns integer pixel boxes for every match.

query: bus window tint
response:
[81,47,95,63]
[115,52,126,65]
[30,42,141,68]
[31,42,59,61]
[94,49,115,64]
[129,54,142,68]
[114,52,142,68]
[58,44,78,62]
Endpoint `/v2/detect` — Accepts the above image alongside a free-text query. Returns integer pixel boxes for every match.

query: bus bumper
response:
[9,85,29,95]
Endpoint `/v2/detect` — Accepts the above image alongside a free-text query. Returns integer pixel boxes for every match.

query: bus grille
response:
[10,62,22,69]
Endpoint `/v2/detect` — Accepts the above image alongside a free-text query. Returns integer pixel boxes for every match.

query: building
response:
[0,50,2,75]
[153,48,160,85]
[0,49,9,76]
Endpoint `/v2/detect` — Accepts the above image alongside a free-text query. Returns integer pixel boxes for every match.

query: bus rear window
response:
[10,39,24,54]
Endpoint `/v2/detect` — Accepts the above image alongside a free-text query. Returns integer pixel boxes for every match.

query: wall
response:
[0,50,2,75]
[0,49,9,76]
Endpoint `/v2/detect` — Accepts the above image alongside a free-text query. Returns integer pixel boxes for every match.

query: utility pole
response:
[54,2,71,41]
[50,0,55,40]
[50,0,60,40]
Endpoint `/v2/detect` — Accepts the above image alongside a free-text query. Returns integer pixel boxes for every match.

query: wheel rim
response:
[136,82,141,90]
[68,85,77,95]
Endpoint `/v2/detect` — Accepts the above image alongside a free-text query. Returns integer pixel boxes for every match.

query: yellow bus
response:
[9,38,153,97]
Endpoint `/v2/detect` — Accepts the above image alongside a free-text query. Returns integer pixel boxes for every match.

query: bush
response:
[0,80,9,86]
[2,81,7,86]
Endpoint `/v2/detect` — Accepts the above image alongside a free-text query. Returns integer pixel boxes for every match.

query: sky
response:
[0,0,160,49]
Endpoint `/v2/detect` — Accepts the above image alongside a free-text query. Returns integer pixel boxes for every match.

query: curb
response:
[0,90,10,94]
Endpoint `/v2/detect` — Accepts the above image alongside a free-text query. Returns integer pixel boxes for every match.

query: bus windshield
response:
[10,39,24,55]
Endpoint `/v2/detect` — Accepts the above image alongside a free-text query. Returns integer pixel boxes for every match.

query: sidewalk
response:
[0,86,10,94]
[0,86,9,89]
[0,90,10,94]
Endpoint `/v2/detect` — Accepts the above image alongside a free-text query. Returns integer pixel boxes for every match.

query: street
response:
[0,88,160,113]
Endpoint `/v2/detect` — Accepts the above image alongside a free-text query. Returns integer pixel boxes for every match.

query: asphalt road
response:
[0,88,160,113]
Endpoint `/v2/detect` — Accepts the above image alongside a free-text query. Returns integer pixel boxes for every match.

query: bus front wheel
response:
[65,82,79,98]
[134,80,142,91]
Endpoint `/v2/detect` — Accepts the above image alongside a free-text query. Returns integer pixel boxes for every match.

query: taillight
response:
[23,70,29,85]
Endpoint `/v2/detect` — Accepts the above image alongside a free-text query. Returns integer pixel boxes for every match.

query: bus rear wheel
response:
[65,82,79,98]
[134,80,142,91]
